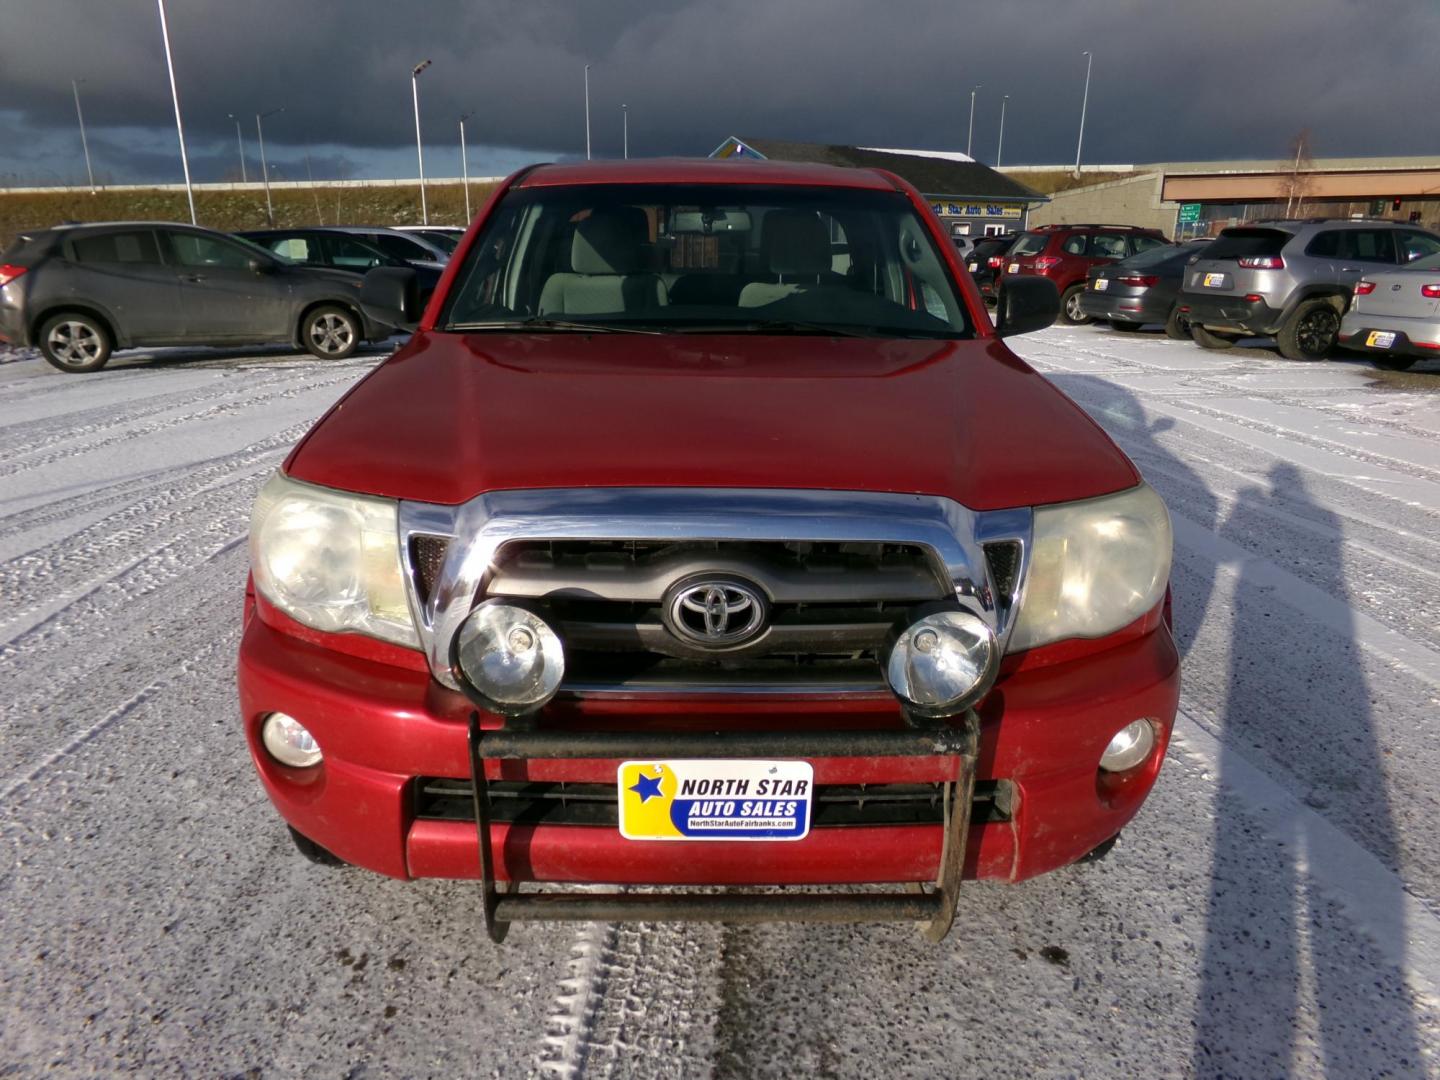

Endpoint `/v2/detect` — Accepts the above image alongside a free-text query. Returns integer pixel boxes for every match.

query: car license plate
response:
[618,759,813,841]
[1203,272,1227,288]
[1366,330,1397,348]
[1093,278,1109,291]
[966,261,977,272]
[1008,262,1020,274]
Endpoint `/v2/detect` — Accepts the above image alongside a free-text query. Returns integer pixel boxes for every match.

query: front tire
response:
[1060,285,1091,325]
[1276,299,1340,361]
[39,312,112,373]
[1191,324,1239,350]
[288,826,347,867]
[1164,305,1192,341]
[301,305,360,360]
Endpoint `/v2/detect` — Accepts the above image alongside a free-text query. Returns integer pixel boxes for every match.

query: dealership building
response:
[1015,155,1440,239]
[710,137,1047,237]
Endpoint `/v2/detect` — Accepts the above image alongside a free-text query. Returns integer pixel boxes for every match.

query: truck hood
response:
[285,331,1138,511]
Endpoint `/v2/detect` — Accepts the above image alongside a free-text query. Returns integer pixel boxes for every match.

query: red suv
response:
[238,160,1178,944]
[1002,224,1171,324]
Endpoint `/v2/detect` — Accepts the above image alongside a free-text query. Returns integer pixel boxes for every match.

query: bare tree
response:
[1282,129,1314,218]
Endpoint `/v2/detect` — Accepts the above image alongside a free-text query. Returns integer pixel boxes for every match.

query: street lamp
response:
[967,85,980,160]
[227,112,247,183]
[622,104,628,159]
[71,80,95,192]
[584,64,592,160]
[996,94,1009,169]
[1074,51,1093,177]
[412,59,432,225]
[256,106,284,225]
[155,0,195,223]
[459,111,474,222]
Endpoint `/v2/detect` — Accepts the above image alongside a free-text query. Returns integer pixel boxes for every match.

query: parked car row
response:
[0,221,460,373]
[981,217,1440,370]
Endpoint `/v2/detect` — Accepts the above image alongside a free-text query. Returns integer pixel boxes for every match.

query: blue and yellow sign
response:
[617,760,813,841]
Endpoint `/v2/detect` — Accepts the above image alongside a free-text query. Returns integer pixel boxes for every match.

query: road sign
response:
[1178,202,1201,224]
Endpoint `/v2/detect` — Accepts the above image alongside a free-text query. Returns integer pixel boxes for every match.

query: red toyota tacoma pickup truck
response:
[238,159,1178,942]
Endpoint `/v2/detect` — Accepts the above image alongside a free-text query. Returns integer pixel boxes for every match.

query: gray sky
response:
[2,0,1436,186]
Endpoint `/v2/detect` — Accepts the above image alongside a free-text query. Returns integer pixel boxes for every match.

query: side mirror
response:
[996,276,1060,337]
[248,257,276,275]
[360,266,421,332]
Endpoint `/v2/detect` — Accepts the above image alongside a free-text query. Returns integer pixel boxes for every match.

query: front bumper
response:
[1178,290,1282,335]
[238,608,1180,888]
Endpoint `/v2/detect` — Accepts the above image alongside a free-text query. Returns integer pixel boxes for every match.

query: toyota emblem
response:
[662,576,768,648]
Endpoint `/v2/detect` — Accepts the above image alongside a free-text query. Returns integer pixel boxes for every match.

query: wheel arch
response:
[1278,286,1351,325]
[293,297,367,348]
[30,302,125,349]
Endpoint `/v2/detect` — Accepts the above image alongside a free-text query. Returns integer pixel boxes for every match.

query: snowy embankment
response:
[0,334,1436,1076]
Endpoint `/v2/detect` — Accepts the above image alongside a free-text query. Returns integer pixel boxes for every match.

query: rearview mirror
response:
[360,267,421,332]
[248,257,275,275]
[996,276,1060,338]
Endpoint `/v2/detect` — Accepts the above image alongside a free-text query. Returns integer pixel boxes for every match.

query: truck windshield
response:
[438,183,972,338]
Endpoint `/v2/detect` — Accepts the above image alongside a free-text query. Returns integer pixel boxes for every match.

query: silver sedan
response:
[1339,253,1440,370]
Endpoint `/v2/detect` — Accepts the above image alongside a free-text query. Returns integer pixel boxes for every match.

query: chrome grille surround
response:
[397,488,1031,694]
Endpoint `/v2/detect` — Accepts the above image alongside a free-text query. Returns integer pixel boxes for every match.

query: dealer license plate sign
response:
[1366,330,1397,348]
[1008,262,1020,274]
[966,261,977,272]
[1093,278,1110,291]
[618,760,813,841]
[1203,272,1227,287]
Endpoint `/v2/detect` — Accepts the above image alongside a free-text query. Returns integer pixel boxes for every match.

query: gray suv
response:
[1177,219,1440,360]
[0,222,394,373]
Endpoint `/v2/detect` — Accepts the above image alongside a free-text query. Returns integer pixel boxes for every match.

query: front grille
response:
[983,541,1021,609]
[414,777,1013,827]
[410,535,450,607]
[481,540,950,693]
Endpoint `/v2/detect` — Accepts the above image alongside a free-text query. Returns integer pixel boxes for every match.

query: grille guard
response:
[465,711,981,943]
[400,487,1032,693]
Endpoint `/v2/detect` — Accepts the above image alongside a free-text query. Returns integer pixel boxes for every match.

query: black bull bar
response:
[466,713,981,943]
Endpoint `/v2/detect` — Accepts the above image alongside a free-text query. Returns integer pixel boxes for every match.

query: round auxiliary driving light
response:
[1099,719,1157,773]
[261,712,323,768]
[451,601,565,716]
[886,608,998,717]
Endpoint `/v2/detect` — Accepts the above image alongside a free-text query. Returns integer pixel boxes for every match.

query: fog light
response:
[886,608,997,717]
[261,712,322,768]
[452,600,565,716]
[1100,719,1156,773]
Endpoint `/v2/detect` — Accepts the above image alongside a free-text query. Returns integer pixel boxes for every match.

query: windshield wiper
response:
[670,320,880,338]
[446,317,662,335]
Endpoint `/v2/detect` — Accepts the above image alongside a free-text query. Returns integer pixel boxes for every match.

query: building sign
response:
[1178,202,1201,224]
[931,202,1023,219]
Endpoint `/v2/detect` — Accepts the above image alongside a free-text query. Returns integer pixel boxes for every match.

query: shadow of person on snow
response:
[1191,462,1423,1078]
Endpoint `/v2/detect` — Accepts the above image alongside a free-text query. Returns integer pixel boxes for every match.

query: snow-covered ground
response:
[1,331,1437,1077]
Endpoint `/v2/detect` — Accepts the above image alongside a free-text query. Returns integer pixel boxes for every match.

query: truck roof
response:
[516,157,900,191]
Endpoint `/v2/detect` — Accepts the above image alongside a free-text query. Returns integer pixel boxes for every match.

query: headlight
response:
[1009,484,1171,652]
[250,472,417,648]
[452,601,565,716]
[886,608,998,717]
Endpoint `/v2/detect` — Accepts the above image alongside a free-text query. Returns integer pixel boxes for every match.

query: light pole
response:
[227,112,247,183]
[584,65,592,160]
[71,80,96,192]
[155,0,195,223]
[622,104,629,159]
[459,111,473,222]
[967,85,979,160]
[256,106,283,225]
[412,59,432,225]
[996,95,1009,169]
[1074,51,1093,177]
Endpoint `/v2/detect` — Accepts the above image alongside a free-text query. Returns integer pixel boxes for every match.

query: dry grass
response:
[0,182,498,249]
[1000,170,1128,195]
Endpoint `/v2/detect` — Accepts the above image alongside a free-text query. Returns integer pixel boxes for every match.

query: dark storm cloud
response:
[2,0,1437,183]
